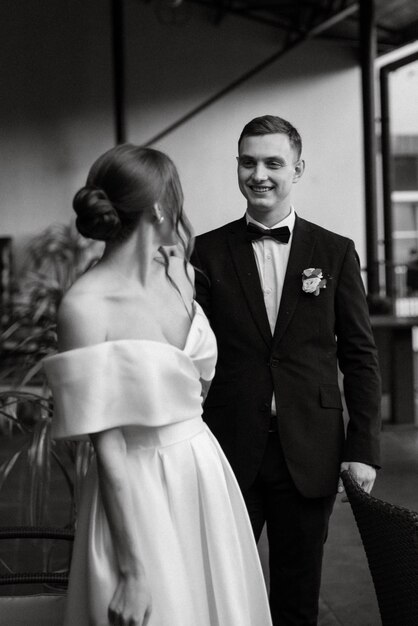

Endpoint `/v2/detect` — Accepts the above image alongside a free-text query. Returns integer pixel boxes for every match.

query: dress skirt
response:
[63,417,272,626]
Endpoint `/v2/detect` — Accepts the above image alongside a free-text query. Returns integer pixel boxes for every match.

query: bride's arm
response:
[91,428,152,626]
[57,294,152,626]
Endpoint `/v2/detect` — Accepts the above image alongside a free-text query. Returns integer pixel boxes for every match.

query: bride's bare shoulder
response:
[57,272,108,350]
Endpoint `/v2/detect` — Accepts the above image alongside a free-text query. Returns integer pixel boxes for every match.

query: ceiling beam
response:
[187,0,299,31]
[145,1,359,145]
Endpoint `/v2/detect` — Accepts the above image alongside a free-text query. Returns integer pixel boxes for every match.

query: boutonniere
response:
[302,268,327,296]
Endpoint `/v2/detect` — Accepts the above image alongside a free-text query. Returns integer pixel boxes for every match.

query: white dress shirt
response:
[246,207,296,414]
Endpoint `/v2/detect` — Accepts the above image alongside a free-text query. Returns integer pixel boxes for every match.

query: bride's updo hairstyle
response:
[73,144,193,261]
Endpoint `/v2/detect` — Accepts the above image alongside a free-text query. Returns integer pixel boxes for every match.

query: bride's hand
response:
[108,573,152,626]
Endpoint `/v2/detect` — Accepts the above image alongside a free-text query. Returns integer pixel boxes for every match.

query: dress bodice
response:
[43,302,217,440]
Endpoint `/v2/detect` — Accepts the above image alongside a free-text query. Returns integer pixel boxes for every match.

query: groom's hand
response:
[338,461,376,495]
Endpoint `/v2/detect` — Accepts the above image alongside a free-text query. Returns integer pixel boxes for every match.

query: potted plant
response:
[0,222,102,586]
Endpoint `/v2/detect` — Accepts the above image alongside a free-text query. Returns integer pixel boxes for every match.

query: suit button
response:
[260,402,270,412]
[269,358,280,367]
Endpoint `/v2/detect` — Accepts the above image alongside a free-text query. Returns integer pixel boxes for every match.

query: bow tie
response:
[246,222,291,244]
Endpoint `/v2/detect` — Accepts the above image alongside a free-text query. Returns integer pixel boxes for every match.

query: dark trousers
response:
[243,430,336,626]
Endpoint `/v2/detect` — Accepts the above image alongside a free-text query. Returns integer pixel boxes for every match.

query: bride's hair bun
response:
[73,187,121,241]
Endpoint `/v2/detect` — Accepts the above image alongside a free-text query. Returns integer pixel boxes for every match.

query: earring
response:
[157,215,165,225]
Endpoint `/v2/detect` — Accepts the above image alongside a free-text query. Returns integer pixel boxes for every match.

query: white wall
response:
[0,0,367,270]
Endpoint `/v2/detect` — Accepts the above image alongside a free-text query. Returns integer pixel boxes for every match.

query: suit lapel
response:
[273,216,317,345]
[228,217,272,348]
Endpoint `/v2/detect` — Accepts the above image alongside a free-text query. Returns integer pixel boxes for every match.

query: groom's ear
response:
[293,159,305,183]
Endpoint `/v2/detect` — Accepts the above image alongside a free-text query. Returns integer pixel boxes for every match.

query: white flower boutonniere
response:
[302,268,327,296]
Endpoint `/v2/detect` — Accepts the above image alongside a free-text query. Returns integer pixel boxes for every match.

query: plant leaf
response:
[0,448,25,490]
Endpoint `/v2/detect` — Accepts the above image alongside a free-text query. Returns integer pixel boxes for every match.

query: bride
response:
[44,144,272,626]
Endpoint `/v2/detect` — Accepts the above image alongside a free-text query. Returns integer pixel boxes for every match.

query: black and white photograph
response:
[1,1,418,625]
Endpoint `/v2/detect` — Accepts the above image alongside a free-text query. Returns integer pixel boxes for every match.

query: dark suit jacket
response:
[191,215,381,498]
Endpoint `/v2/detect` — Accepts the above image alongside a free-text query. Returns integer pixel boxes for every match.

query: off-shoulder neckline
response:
[48,301,203,360]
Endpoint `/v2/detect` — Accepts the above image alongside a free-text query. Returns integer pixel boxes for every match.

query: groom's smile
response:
[249,185,275,193]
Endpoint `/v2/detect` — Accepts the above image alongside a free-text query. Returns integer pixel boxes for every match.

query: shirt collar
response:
[246,207,296,233]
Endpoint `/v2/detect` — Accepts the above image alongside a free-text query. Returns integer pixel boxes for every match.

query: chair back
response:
[341,470,418,626]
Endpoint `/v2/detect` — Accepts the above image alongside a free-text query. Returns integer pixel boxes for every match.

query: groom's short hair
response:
[238,115,302,160]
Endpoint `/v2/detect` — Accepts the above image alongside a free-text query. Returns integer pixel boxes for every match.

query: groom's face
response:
[237,133,303,220]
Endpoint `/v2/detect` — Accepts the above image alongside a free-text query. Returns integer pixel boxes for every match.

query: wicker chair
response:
[0,526,73,586]
[0,526,73,626]
[341,470,418,626]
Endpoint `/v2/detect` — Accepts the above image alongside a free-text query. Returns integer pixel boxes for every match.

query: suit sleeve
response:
[335,240,381,467]
[191,242,212,320]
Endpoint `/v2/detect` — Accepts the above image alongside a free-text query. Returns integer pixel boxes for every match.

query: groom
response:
[191,115,381,625]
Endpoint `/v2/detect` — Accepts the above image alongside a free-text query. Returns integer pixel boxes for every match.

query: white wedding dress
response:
[44,302,272,626]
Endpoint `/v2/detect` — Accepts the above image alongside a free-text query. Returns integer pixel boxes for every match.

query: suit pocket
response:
[320,384,343,409]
